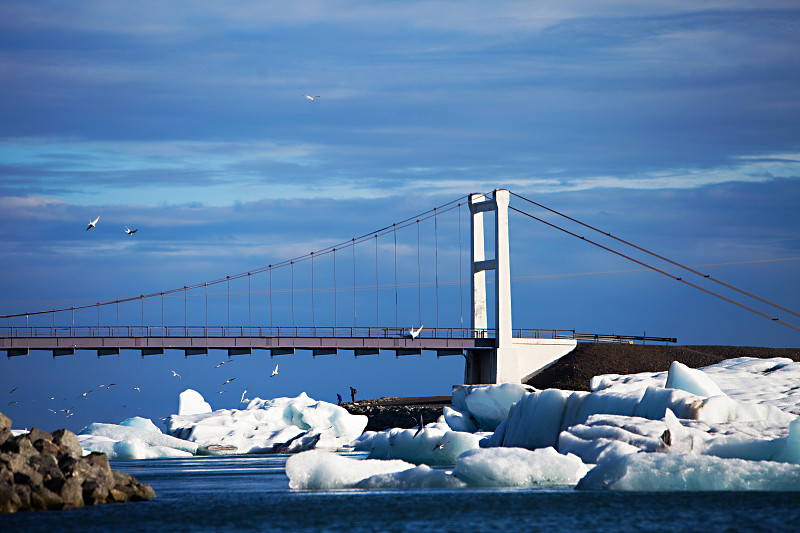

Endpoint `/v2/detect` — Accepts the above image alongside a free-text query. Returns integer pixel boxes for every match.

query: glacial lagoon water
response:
[4,454,799,532]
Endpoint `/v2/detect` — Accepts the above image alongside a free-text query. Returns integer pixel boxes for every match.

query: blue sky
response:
[1,1,799,432]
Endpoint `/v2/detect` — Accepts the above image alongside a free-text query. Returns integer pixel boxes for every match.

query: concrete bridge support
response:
[464,189,576,385]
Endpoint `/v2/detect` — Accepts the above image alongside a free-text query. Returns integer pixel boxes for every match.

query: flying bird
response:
[408,325,424,339]
[133,387,141,392]
[221,378,236,387]
[86,215,100,231]
[304,94,321,101]
[433,442,445,451]
[215,360,229,369]
[77,390,92,399]
[270,363,279,378]
[9,387,17,394]
[124,226,138,235]
[171,370,182,379]
[8,401,19,406]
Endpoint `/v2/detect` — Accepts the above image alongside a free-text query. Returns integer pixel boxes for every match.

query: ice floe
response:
[165,392,367,454]
[286,447,589,490]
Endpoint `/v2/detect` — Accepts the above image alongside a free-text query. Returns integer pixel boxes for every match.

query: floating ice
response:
[78,420,198,459]
[165,391,367,454]
[664,361,725,397]
[357,425,482,465]
[178,388,212,416]
[119,416,162,434]
[577,452,800,491]
[285,450,420,490]
[451,383,533,431]
[454,447,589,488]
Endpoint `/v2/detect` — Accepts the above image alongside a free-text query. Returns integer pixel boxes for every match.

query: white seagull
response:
[270,363,279,378]
[240,389,249,404]
[221,378,236,387]
[408,325,424,339]
[171,370,182,379]
[124,226,138,235]
[86,215,100,231]
[304,95,321,101]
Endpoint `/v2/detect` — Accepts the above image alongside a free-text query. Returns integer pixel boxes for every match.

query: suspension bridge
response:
[4,188,795,384]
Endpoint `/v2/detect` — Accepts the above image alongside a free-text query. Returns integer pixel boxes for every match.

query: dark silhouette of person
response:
[337,393,342,405]
[350,386,357,402]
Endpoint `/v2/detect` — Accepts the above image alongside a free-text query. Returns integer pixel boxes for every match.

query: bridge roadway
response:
[0,326,520,358]
[0,326,676,358]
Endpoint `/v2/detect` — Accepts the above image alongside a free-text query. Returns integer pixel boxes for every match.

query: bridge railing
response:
[0,326,576,340]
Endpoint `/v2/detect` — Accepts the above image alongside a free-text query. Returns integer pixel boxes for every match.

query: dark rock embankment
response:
[527,343,800,391]
[343,396,451,432]
[0,411,155,514]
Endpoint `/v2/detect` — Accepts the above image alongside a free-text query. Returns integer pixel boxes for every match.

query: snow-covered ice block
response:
[665,361,724,397]
[285,450,420,489]
[452,383,532,431]
[165,392,367,454]
[443,405,478,433]
[119,416,162,434]
[79,422,199,456]
[454,447,589,488]
[363,425,481,465]
[577,452,800,491]
[179,388,212,415]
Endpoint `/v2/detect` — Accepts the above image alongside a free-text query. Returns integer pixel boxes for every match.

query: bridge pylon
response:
[464,189,576,385]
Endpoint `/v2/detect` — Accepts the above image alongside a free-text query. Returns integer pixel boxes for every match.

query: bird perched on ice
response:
[270,363,279,378]
[408,325,424,339]
[86,215,100,231]
[171,370,182,379]
[124,226,138,235]
[240,389,249,403]
[413,414,425,438]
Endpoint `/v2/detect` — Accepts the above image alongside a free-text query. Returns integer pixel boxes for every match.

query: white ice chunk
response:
[443,405,478,433]
[165,392,367,454]
[354,465,466,489]
[119,416,162,434]
[577,452,800,491]
[364,426,481,465]
[771,417,800,464]
[665,361,725,397]
[454,447,589,488]
[285,450,417,489]
[79,422,199,455]
[458,383,532,430]
[178,388,212,416]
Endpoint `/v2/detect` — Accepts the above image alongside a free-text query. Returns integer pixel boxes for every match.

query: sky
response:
[1,1,799,433]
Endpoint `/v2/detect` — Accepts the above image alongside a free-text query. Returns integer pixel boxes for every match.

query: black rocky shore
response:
[0,412,155,514]
[344,344,800,431]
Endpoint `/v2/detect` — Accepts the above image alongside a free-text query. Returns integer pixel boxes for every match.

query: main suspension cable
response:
[510,191,800,320]
[509,205,800,333]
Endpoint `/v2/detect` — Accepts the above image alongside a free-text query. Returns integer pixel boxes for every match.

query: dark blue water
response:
[4,454,800,532]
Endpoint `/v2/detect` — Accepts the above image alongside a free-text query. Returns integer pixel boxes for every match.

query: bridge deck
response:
[0,326,675,357]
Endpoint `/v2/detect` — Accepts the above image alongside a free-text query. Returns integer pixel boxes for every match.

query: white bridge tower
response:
[464,189,576,384]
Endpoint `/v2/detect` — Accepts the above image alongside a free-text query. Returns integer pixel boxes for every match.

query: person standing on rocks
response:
[337,393,342,405]
[350,387,357,403]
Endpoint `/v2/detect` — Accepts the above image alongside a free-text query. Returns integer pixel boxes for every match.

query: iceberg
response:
[78,419,198,459]
[356,425,482,465]
[286,450,423,490]
[576,452,800,491]
[454,447,589,488]
[165,391,367,454]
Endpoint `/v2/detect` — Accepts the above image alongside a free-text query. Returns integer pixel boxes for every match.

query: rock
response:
[0,411,156,514]
[51,429,82,457]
